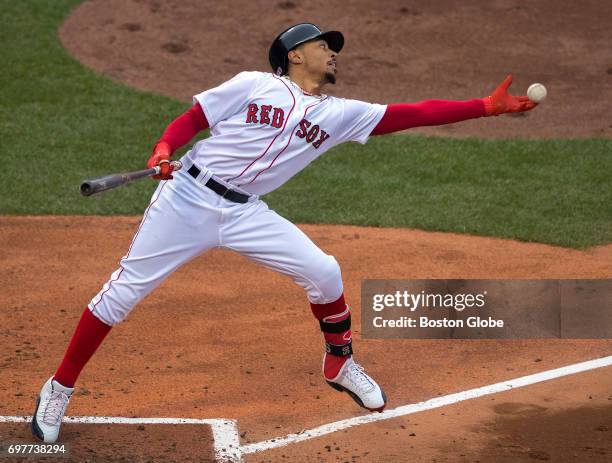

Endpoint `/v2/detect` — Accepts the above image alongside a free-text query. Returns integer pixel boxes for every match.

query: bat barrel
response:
[80,181,96,196]
[79,172,140,196]
[79,161,182,197]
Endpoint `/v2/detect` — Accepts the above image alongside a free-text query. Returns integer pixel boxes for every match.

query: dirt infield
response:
[1,217,611,461]
[59,0,612,139]
[2,421,216,462]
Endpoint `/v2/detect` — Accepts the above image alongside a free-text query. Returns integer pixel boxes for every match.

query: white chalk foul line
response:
[0,415,241,462]
[239,355,612,457]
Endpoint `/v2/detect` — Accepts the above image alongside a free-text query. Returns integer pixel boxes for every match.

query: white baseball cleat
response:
[31,377,74,443]
[326,357,387,412]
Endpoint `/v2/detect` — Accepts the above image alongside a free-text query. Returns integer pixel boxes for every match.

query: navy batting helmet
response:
[269,23,344,76]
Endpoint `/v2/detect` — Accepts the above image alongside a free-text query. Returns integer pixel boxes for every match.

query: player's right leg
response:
[222,200,387,412]
[32,170,222,443]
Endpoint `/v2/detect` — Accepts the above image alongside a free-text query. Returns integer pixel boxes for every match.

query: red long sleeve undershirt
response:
[159,103,209,153]
[371,99,486,135]
[159,98,486,152]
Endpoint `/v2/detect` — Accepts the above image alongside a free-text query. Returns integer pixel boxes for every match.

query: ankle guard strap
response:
[319,314,351,333]
[325,341,353,357]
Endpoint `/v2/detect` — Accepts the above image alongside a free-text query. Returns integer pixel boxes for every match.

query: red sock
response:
[311,294,352,380]
[53,308,112,387]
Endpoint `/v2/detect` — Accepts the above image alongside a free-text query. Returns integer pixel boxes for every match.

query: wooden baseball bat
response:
[80,161,183,196]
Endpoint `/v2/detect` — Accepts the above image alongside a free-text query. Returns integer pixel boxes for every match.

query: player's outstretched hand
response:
[483,75,537,116]
[147,141,175,180]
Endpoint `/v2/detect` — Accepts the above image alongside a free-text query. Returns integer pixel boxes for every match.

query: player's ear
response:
[288,49,303,65]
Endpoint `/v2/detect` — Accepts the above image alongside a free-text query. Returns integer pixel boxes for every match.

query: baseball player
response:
[32,23,536,443]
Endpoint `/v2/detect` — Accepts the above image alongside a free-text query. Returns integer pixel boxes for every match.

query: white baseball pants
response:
[88,162,343,326]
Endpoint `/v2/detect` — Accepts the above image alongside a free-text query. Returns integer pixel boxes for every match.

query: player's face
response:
[294,39,338,84]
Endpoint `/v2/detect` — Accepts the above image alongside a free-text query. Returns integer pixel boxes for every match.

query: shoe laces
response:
[345,361,375,393]
[42,390,70,425]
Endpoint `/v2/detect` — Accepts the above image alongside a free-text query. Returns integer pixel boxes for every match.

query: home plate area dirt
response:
[1,217,611,462]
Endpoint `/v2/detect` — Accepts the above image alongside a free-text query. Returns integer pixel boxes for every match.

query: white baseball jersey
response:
[190,71,386,195]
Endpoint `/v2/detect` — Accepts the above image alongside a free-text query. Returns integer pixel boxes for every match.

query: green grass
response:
[1,1,611,248]
[1,0,186,214]
[267,136,612,248]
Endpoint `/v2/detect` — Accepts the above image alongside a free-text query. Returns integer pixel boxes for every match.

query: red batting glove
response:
[482,74,537,116]
[147,140,175,180]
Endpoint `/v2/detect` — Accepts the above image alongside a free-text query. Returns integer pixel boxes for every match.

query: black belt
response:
[187,165,250,204]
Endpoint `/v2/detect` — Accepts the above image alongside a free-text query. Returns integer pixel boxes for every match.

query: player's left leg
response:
[32,173,224,442]
[221,200,387,412]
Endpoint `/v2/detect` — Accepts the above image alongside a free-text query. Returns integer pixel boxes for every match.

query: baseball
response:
[527,83,547,103]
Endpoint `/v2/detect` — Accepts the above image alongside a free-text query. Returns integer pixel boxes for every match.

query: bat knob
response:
[171,160,183,171]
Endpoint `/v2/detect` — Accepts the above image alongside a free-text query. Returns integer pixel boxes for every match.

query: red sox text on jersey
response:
[246,102,331,149]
